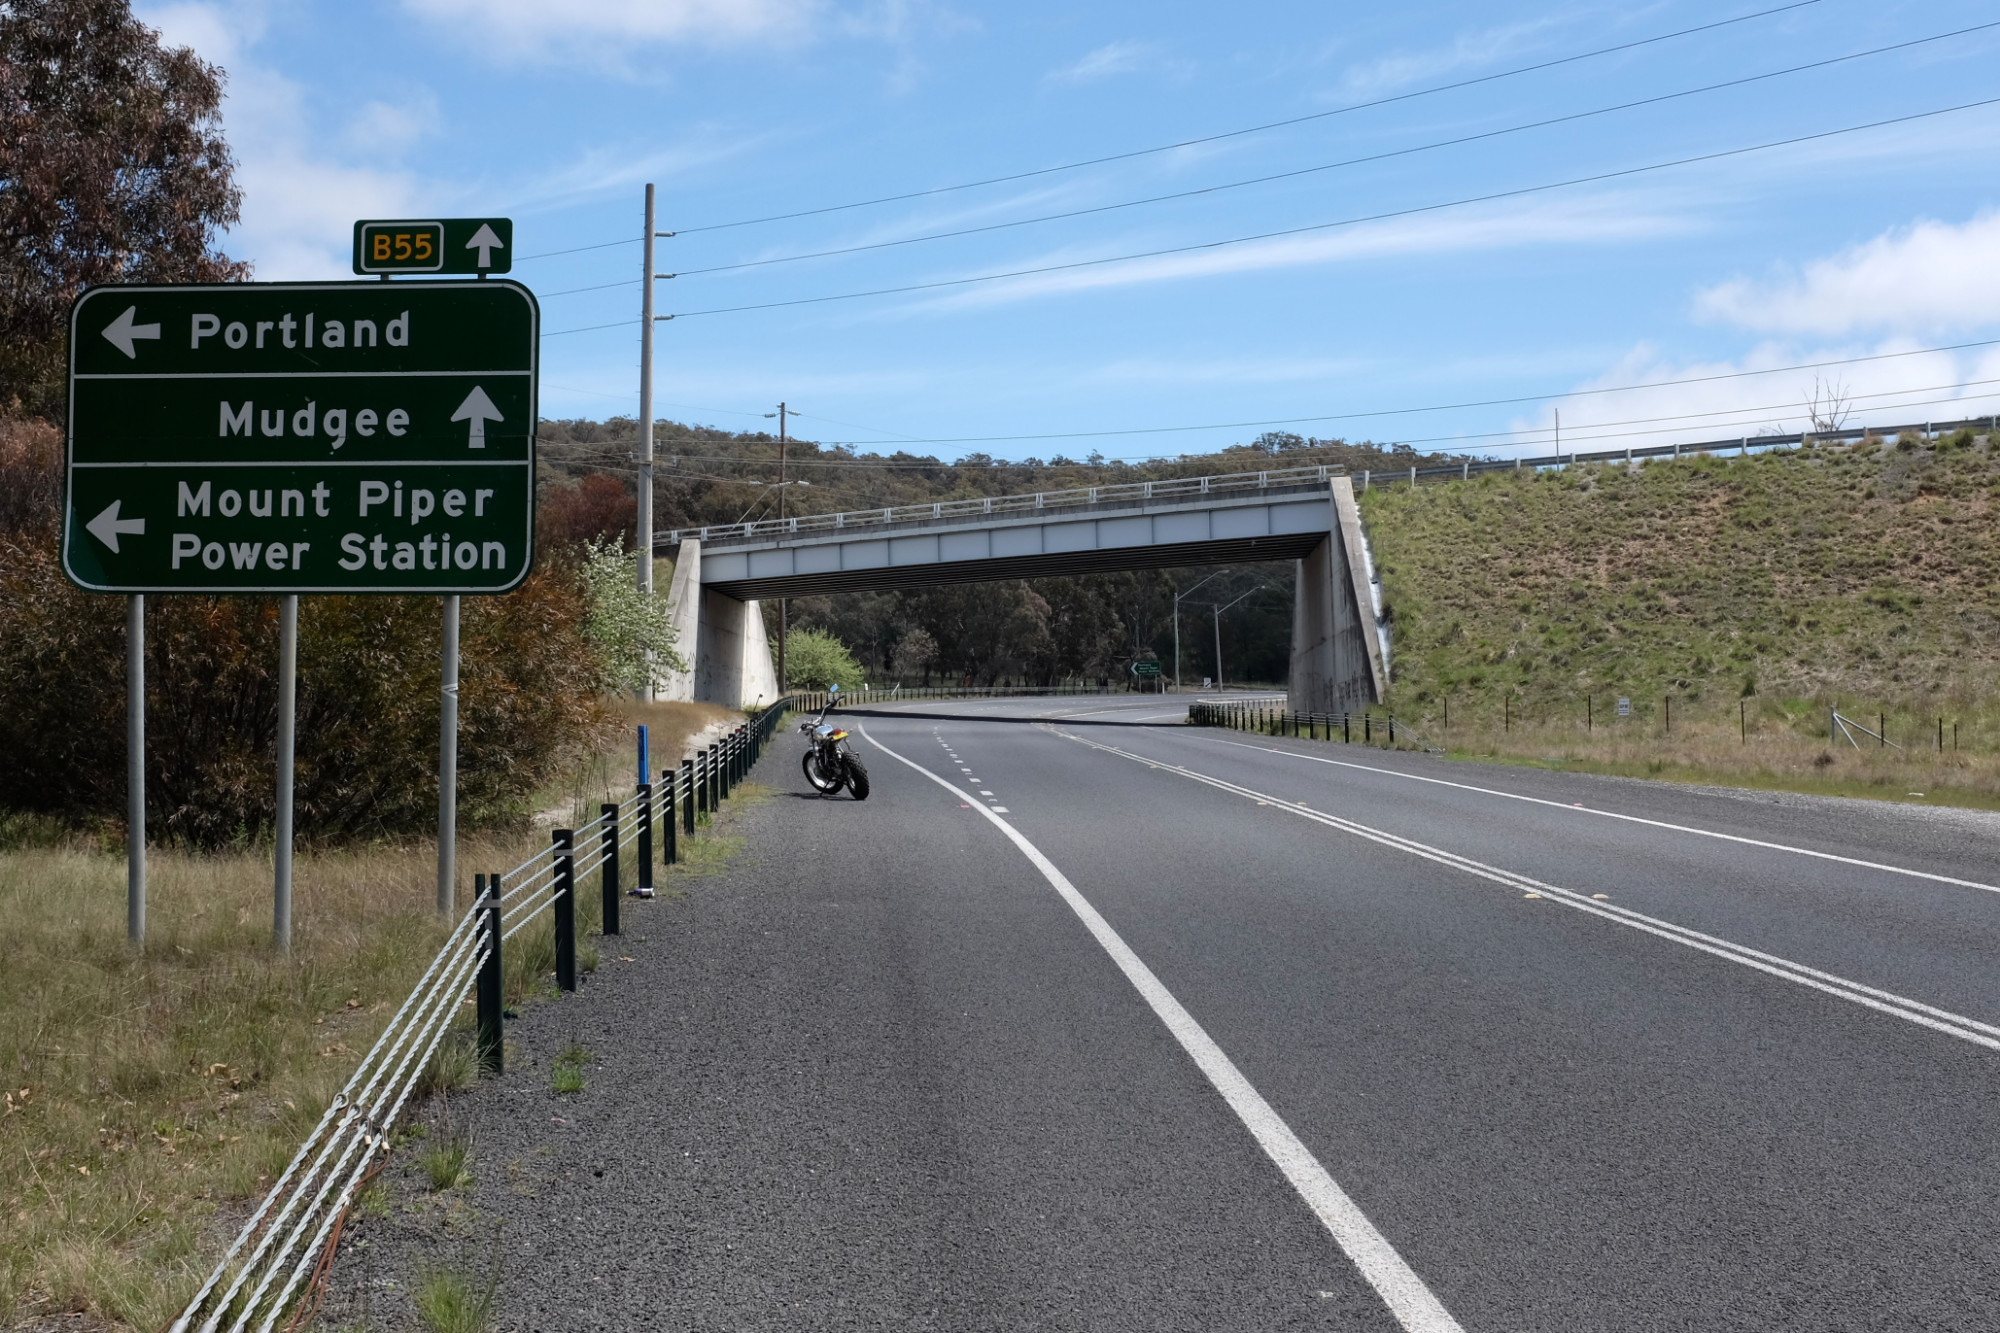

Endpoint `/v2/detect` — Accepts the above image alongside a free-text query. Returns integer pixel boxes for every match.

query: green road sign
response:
[1133,660,1162,676]
[64,280,537,594]
[353,218,513,274]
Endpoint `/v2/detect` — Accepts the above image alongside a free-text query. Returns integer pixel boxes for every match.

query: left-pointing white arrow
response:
[85,500,145,553]
[450,385,505,448]
[101,306,161,359]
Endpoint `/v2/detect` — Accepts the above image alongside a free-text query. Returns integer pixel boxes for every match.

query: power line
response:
[661,95,2000,320]
[541,386,2000,471]
[663,23,1996,282]
[536,336,2000,453]
[512,0,1821,266]
[670,0,1824,236]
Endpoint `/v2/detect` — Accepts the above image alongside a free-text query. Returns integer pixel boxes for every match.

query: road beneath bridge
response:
[328,695,2000,1331]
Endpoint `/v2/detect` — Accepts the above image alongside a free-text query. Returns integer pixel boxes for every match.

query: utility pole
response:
[637,184,656,700]
[778,402,788,693]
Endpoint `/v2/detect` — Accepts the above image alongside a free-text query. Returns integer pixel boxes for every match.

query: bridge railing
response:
[664,465,1341,546]
[663,414,2000,551]
[169,700,794,1333]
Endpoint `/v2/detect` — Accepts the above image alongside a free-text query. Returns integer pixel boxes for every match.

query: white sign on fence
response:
[1616,697,1631,717]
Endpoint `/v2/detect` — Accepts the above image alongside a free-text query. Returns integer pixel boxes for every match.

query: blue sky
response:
[140,0,2000,467]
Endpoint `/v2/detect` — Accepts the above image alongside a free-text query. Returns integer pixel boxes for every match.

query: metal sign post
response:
[438,594,459,917]
[127,594,144,945]
[66,272,537,937]
[274,594,297,948]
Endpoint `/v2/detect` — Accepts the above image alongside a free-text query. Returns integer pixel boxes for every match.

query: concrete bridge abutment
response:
[660,539,779,708]
[1288,477,1385,717]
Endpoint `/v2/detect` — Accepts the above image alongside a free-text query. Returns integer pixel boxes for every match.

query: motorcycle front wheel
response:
[802,749,840,793]
[844,755,870,801]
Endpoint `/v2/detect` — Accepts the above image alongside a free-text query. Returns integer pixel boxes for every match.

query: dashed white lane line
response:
[1054,728,2000,1055]
[1193,735,2000,898]
[860,722,1465,1333]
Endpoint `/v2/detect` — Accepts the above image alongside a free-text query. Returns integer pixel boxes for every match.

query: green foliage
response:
[420,1130,474,1192]
[414,1260,499,1333]
[550,1044,589,1095]
[783,627,864,690]
[0,0,250,415]
[578,538,687,693]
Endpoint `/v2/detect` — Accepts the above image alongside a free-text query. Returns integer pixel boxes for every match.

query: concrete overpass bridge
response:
[657,465,1387,714]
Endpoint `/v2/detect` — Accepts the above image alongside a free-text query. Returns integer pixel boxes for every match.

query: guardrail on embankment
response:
[1188,699,1440,753]
[170,698,796,1333]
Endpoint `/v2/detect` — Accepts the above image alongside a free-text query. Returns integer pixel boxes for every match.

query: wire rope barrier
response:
[169,698,799,1332]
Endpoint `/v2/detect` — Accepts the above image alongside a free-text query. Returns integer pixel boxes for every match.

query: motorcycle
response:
[798,684,870,800]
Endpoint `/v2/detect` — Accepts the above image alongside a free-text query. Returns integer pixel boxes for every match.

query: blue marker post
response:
[634,725,655,898]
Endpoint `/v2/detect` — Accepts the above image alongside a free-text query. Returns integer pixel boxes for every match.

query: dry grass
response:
[1,705,767,1329]
[1364,431,2000,804]
[0,829,541,1329]
[1257,705,2000,810]
[535,699,749,831]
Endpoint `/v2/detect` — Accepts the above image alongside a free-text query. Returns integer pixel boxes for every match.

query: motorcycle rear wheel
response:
[845,756,870,800]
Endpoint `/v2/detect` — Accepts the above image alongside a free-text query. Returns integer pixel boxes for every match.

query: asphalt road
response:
[328,694,2000,1331]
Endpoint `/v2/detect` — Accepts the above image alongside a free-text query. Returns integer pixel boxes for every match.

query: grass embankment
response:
[0,699,742,1330]
[1363,429,2000,807]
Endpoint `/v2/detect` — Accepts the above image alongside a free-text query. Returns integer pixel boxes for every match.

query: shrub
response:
[577,538,686,693]
[784,627,864,689]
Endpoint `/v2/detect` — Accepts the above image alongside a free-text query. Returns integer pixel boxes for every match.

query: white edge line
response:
[857,721,1465,1333]
[1196,735,2000,897]
[1058,729,2000,1053]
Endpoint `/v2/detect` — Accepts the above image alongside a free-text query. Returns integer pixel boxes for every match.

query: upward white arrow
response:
[101,306,162,359]
[451,386,504,448]
[85,500,146,553]
[465,223,505,270]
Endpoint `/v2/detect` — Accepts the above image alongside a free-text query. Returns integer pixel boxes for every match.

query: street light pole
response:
[1209,587,1259,690]
[1171,571,1220,690]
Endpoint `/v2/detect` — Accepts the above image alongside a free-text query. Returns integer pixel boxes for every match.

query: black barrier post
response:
[683,758,696,835]
[599,804,620,936]
[475,876,503,1075]
[552,828,576,993]
[1344,714,1351,743]
[634,781,654,897]
[662,769,678,864]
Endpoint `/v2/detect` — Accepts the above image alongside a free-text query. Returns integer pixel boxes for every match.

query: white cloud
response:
[1046,40,1188,86]
[910,190,1691,314]
[1486,339,2000,459]
[1695,211,2000,338]
[342,92,442,158]
[141,1,426,279]
[401,0,821,65]
[1334,14,1562,100]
